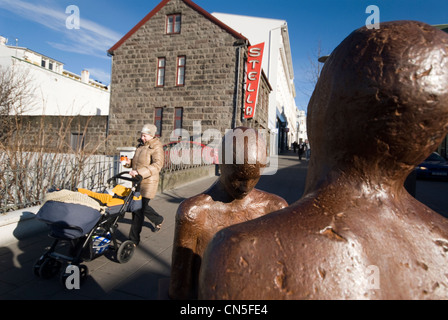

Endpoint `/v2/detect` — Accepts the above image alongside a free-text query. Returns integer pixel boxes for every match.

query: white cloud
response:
[0,0,119,85]
[0,0,121,58]
[0,0,65,31]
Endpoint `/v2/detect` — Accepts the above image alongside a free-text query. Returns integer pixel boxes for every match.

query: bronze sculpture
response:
[199,21,448,300]
[169,127,288,299]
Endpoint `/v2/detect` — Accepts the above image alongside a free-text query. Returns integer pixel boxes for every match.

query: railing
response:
[0,143,217,214]
[162,141,218,172]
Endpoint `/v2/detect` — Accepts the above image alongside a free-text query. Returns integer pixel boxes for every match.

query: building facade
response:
[297,110,308,143]
[0,37,109,116]
[212,13,298,152]
[0,36,109,152]
[107,0,272,155]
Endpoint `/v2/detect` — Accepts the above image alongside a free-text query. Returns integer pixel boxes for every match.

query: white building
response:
[297,110,308,143]
[212,13,298,151]
[0,36,109,116]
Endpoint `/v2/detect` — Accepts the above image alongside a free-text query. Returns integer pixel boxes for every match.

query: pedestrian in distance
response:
[298,141,306,160]
[305,140,311,161]
[123,123,165,245]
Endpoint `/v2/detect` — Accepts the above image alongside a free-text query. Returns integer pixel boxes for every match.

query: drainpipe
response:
[267,24,286,79]
[232,39,248,129]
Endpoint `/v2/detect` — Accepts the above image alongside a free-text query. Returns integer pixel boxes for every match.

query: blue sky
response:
[0,0,447,111]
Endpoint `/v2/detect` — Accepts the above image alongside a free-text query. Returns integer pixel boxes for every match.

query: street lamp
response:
[318,55,330,63]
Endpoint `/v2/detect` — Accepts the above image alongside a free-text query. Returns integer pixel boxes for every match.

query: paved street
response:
[0,151,447,300]
[415,179,448,218]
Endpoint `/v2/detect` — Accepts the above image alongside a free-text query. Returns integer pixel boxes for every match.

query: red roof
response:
[108,0,248,55]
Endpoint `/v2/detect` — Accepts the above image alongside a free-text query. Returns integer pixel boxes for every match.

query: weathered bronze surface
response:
[198,21,448,300]
[169,127,288,299]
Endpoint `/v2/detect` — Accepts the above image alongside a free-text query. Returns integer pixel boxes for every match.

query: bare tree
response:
[0,65,36,140]
[0,66,109,212]
[307,40,327,86]
[298,40,330,101]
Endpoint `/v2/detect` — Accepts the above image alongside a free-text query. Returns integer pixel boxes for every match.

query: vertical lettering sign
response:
[244,43,265,119]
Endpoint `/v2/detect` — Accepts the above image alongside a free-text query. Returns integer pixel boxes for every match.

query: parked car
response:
[415,152,448,180]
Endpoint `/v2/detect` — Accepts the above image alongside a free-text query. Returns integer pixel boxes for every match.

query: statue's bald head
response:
[217,127,267,199]
[307,21,448,186]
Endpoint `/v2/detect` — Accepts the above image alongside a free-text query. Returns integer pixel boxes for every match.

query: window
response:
[174,107,183,130]
[166,14,181,34]
[176,56,186,86]
[156,57,166,87]
[41,60,46,68]
[71,133,85,151]
[154,107,163,136]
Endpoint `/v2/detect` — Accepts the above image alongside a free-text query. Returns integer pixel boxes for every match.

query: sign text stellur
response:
[244,43,264,119]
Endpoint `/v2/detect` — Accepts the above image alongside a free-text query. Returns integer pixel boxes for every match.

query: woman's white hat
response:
[141,124,157,136]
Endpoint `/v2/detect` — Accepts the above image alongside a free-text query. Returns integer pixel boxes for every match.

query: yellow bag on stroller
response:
[78,185,142,214]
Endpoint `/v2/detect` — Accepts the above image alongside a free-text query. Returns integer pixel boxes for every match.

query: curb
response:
[0,206,48,246]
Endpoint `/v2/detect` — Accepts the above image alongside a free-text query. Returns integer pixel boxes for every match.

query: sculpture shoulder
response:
[201,196,448,299]
[176,193,214,223]
[251,188,288,209]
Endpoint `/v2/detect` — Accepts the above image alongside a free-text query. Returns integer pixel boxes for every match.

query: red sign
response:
[244,42,265,119]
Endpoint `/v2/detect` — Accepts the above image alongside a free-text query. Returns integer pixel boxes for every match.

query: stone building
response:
[107,0,272,154]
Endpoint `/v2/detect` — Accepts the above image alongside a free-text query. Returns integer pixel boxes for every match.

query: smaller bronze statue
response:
[199,21,448,300]
[168,127,288,300]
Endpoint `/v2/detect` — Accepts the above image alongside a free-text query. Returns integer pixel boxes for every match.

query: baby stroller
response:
[33,172,142,287]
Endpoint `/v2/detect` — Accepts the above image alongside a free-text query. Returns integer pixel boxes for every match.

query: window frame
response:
[176,55,186,86]
[70,132,85,151]
[154,107,163,137]
[166,14,181,34]
[156,57,166,87]
[174,107,183,130]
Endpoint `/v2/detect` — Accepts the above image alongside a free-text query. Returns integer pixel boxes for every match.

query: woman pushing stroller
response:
[123,123,165,245]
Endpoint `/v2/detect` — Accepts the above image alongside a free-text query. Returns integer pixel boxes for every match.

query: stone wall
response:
[2,115,108,154]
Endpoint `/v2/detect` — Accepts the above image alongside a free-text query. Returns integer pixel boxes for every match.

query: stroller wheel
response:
[38,257,61,279]
[117,240,135,264]
[33,255,45,277]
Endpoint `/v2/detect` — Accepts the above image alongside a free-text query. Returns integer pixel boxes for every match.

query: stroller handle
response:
[107,171,143,186]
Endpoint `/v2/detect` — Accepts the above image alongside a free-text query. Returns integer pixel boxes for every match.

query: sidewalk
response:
[0,151,308,300]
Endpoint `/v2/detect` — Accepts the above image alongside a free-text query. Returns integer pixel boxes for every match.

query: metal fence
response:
[162,141,218,172]
[0,143,216,214]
